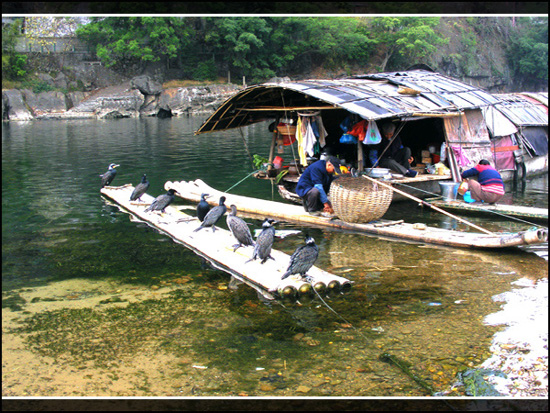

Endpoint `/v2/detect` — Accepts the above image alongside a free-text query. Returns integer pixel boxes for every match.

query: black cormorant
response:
[130,174,150,202]
[247,218,277,264]
[281,236,319,280]
[197,193,211,222]
[144,189,177,213]
[100,163,119,187]
[194,196,227,232]
[226,204,255,251]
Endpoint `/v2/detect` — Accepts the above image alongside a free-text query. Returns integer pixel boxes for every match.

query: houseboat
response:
[194,69,547,203]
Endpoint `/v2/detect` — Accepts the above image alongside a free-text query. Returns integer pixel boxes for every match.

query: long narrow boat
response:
[166,179,548,250]
[100,184,351,300]
[425,198,548,223]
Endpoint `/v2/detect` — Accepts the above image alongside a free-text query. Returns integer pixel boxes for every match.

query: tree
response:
[76,17,190,69]
[24,16,82,53]
[2,19,27,80]
[368,17,446,71]
[506,17,548,83]
[202,17,274,82]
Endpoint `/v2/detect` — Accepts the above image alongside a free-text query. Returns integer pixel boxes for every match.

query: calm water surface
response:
[2,117,548,397]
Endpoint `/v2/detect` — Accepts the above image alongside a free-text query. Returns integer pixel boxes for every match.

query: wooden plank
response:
[426,198,548,222]
[166,179,548,249]
[100,184,351,300]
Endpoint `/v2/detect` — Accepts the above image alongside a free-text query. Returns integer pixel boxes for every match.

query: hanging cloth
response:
[296,117,308,166]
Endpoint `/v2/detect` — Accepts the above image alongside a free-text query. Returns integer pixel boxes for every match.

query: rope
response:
[224,170,259,193]
[306,276,372,342]
[393,181,546,229]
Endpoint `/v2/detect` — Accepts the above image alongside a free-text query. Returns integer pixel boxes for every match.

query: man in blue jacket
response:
[296,157,341,215]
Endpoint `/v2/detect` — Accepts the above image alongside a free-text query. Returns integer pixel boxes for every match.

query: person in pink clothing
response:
[461,159,505,204]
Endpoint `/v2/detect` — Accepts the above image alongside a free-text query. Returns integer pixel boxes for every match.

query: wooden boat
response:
[100,184,351,301]
[425,197,548,223]
[166,179,549,250]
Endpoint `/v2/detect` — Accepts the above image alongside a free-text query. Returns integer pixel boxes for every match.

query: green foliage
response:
[506,17,548,82]
[369,17,447,71]
[192,58,218,81]
[71,16,548,87]
[2,19,28,80]
[76,17,191,68]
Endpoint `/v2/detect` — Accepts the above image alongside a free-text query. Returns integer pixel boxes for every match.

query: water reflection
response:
[2,117,547,398]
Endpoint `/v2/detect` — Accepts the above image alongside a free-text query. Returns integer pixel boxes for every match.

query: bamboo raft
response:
[165,179,548,250]
[100,184,352,300]
[425,198,548,223]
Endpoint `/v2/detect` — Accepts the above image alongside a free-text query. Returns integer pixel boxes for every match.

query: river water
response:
[2,116,548,398]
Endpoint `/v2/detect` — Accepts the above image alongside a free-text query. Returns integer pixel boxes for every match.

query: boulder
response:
[131,75,164,96]
[2,89,33,121]
[68,83,145,119]
[22,90,68,118]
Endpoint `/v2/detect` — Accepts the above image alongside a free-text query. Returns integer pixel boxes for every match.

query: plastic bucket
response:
[439,182,460,201]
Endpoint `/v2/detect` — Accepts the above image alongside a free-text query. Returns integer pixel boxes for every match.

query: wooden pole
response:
[362,175,496,235]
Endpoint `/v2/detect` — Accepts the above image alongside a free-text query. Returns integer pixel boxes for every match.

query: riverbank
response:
[479,277,548,397]
[2,76,241,121]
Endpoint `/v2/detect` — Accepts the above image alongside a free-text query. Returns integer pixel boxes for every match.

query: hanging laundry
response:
[296,112,328,166]
[296,117,307,166]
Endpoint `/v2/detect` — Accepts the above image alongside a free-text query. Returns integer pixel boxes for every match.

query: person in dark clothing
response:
[296,157,341,215]
[368,123,417,177]
[461,159,505,204]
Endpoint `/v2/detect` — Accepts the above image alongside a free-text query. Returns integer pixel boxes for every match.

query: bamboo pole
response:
[362,175,496,235]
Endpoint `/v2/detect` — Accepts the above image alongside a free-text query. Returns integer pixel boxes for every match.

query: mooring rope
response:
[224,170,259,193]
[305,276,372,342]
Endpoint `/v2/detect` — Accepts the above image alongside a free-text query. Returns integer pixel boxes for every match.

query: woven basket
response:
[329,177,393,223]
[277,124,296,136]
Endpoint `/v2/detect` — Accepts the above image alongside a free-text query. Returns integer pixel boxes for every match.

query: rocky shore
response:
[2,75,241,121]
[480,277,548,397]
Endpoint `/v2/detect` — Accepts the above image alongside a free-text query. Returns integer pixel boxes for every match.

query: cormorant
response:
[226,204,255,251]
[144,189,177,213]
[130,174,150,202]
[247,218,277,264]
[281,236,319,280]
[197,193,211,222]
[194,196,226,232]
[100,163,119,187]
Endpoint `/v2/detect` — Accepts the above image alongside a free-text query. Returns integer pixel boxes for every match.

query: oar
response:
[362,175,496,235]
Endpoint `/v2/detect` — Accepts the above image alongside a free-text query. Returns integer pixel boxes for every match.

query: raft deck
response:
[425,198,548,223]
[166,179,548,250]
[100,184,351,300]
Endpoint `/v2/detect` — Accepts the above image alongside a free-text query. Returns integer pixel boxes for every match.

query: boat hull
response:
[166,179,548,250]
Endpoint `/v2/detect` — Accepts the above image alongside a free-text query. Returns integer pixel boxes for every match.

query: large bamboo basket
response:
[329,177,393,223]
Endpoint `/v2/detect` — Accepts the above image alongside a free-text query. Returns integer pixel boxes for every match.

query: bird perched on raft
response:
[247,218,277,264]
[197,193,211,222]
[100,163,119,188]
[226,204,255,252]
[130,174,150,202]
[144,189,178,213]
[281,236,319,280]
[194,196,227,232]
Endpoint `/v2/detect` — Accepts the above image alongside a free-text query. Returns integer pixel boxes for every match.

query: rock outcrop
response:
[2,76,241,122]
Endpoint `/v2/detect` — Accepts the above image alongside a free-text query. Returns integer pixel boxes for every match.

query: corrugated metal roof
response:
[493,93,548,127]
[196,70,505,134]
